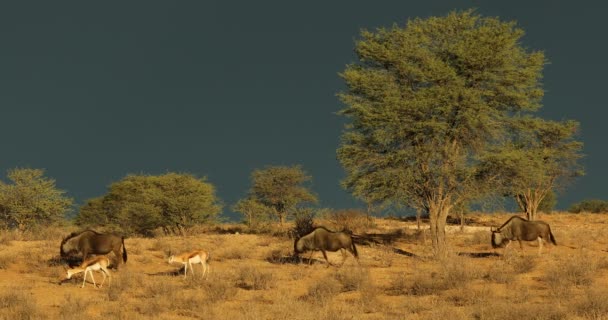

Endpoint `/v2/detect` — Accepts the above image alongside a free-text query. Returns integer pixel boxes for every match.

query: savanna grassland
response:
[1,213,608,320]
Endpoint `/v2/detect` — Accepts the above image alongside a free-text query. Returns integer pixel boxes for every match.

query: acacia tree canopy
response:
[242,165,318,225]
[337,10,548,256]
[75,173,222,236]
[0,168,73,230]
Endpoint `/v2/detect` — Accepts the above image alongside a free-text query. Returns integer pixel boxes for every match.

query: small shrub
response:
[325,209,371,233]
[576,287,608,319]
[464,230,489,246]
[544,251,597,297]
[219,246,249,260]
[0,290,42,320]
[236,266,275,290]
[292,209,316,238]
[203,279,238,303]
[508,254,536,274]
[58,295,88,320]
[334,267,369,292]
[304,277,342,305]
[386,274,410,296]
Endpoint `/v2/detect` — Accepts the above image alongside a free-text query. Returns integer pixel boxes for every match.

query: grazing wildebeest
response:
[294,227,359,266]
[491,216,557,255]
[60,230,127,268]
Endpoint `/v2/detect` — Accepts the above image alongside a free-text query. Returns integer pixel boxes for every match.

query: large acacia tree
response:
[337,10,545,256]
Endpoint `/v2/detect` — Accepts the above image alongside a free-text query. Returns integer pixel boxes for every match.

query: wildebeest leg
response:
[113,248,121,269]
[339,249,348,267]
[518,240,524,254]
[308,251,314,265]
[537,237,543,255]
[321,250,332,267]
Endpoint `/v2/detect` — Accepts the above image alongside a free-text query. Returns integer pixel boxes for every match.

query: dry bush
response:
[507,254,536,274]
[544,251,597,297]
[371,244,395,268]
[139,277,178,298]
[0,289,43,320]
[439,254,484,290]
[0,251,17,269]
[472,301,567,320]
[147,238,167,252]
[333,267,369,292]
[135,298,167,317]
[464,230,489,246]
[445,286,493,307]
[23,225,71,241]
[58,294,88,320]
[203,279,238,303]
[324,209,371,233]
[304,277,342,305]
[576,286,608,319]
[107,269,145,301]
[265,247,294,264]
[218,246,249,260]
[293,210,316,238]
[236,265,276,290]
[483,259,515,284]
[386,273,410,296]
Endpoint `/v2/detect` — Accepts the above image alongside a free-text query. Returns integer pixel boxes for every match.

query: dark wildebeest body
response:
[491,216,556,255]
[294,227,359,266]
[60,230,127,268]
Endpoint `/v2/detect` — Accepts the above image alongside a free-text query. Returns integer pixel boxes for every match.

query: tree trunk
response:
[428,203,450,258]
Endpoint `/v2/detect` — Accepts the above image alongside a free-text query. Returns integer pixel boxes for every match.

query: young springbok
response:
[168,250,210,279]
[65,255,111,288]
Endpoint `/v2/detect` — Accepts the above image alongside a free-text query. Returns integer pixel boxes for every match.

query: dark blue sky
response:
[0,1,605,219]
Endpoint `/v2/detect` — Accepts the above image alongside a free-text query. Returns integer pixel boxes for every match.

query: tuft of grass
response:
[544,251,597,297]
[334,267,369,292]
[0,290,43,320]
[464,230,490,246]
[576,287,608,319]
[236,265,275,290]
[203,279,238,303]
[58,295,88,320]
[304,277,342,305]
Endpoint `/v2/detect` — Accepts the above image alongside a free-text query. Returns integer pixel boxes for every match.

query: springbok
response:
[168,250,210,279]
[65,255,111,288]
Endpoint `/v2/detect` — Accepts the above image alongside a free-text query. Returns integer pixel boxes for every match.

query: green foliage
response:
[538,190,557,213]
[337,10,546,255]
[242,165,317,224]
[75,173,222,236]
[568,199,608,214]
[232,198,271,228]
[479,118,583,219]
[0,168,73,230]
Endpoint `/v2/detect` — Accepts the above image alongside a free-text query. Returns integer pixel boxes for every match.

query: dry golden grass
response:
[3,212,608,319]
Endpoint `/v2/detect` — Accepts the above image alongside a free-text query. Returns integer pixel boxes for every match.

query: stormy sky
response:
[0,1,605,219]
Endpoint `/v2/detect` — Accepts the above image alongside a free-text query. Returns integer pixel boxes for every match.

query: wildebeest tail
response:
[549,229,557,246]
[122,237,128,263]
[351,238,359,258]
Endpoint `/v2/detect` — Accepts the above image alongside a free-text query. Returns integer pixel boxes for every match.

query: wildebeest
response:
[491,216,557,255]
[294,227,359,266]
[60,230,128,268]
